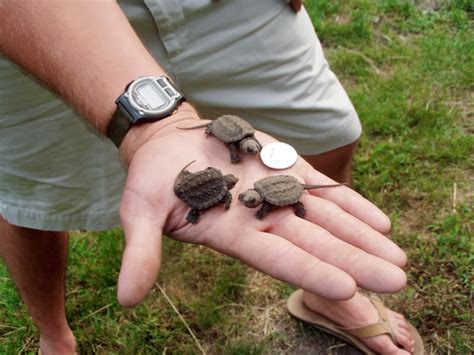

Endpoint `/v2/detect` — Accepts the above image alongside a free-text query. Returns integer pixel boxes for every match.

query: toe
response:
[393,313,410,330]
[394,312,407,323]
[397,319,411,331]
[368,335,409,355]
[393,311,404,320]
[395,330,415,353]
[398,326,412,339]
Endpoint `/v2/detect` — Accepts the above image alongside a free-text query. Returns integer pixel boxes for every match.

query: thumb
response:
[117,200,165,307]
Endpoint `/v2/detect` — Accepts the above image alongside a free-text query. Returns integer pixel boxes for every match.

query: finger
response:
[270,213,407,293]
[202,229,357,300]
[302,195,407,267]
[117,190,166,307]
[304,168,392,234]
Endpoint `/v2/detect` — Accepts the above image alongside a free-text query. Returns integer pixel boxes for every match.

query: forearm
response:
[0,0,166,134]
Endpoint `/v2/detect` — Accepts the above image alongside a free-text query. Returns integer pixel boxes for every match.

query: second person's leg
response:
[0,217,76,354]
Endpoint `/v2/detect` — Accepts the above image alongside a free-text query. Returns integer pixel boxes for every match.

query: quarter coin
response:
[260,142,298,170]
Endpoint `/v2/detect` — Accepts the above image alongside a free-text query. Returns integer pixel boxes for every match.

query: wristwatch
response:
[107,76,185,147]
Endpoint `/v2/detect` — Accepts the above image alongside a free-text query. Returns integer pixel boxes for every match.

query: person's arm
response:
[0,0,406,307]
[0,0,196,146]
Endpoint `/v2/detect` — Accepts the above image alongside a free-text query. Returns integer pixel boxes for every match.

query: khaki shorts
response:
[0,0,361,231]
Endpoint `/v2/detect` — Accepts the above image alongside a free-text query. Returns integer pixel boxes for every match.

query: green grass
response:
[1,0,473,353]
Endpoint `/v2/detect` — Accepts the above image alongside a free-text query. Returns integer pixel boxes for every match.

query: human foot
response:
[287,289,422,354]
[300,291,415,354]
[39,329,77,355]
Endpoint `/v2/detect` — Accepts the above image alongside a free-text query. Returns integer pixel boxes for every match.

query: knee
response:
[303,139,359,183]
[0,216,67,239]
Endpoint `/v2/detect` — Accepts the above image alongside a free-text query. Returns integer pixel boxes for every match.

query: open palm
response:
[116,108,407,307]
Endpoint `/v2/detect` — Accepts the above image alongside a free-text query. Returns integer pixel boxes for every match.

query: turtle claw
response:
[186,210,201,224]
[293,202,306,218]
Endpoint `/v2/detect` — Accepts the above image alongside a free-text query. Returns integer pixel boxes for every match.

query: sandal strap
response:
[342,321,392,338]
[336,297,399,345]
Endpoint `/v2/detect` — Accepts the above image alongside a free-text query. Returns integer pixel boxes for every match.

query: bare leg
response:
[302,292,414,354]
[300,141,414,353]
[0,217,76,354]
[302,140,358,185]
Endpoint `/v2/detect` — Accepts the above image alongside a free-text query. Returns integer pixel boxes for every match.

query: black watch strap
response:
[107,103,133,148]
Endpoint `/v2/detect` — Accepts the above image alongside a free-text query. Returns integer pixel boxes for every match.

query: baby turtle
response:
[178,115,262,164]
[174,162,238,224]
[238,175,343,220]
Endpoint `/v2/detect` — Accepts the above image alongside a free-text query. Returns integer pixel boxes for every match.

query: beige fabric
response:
[0,0,361,231]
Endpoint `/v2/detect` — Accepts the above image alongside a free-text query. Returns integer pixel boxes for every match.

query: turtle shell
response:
[254,175,304,206]
[209,115,255,143]
[174,167,227,210]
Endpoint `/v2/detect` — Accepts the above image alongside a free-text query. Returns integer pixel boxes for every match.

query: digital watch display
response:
[107,76,185,147]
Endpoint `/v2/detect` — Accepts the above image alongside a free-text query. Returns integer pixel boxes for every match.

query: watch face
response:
[132,80,167,111]
[124,76,183,120]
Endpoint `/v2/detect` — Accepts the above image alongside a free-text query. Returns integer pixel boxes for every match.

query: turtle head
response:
[224,174,239,189]
[238,189,263,208]
[239,137,261,155]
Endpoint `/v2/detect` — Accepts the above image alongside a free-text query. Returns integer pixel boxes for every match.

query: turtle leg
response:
[186,209,201,224]
[256,202,273,220]
[222,191,232,210]
[227,143,241,164]
[292,202,306,218]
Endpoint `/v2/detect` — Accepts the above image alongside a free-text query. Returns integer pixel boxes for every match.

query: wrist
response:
[118,101,200,165]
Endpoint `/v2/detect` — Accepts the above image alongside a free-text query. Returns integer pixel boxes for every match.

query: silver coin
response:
[260,142,298,170]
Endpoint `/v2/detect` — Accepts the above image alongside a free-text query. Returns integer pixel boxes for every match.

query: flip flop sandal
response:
[287,289,424,355]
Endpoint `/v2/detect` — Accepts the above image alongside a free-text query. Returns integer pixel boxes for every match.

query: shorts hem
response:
[287,111,362,156]
[0,203,120,232]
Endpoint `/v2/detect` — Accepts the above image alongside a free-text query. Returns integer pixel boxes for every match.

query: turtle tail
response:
[176,122,210,130]
[174,160,197,194]
[302,183,346,190]
[177,160,196,176]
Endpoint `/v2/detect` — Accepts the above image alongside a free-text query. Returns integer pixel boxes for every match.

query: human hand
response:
[116,104,407,307]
